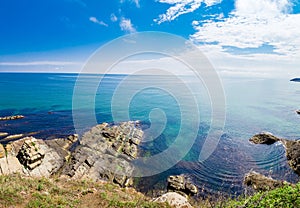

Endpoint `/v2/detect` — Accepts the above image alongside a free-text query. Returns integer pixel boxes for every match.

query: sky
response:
[0,0,300,78]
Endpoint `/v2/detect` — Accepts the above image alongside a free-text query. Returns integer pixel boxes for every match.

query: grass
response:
[0,174,169,208]
[225,182,300,208]
[1,174,300,208]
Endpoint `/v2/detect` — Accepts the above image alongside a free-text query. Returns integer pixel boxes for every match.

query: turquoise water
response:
[0,72,300,196]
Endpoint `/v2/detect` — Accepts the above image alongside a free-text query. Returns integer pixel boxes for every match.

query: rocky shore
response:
[0,120,196,208]
[1,116,300,207]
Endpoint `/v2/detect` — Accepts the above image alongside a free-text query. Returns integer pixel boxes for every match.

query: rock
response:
[1,134,24,142]
[167,175,198,196]
[281,140,300,175]
[61,121,142,187]
[0,132,8,137]
[250,132,300,176]
[244,171,290,191]
[0,144,5,158]
[17,137,45,170]
[0,115,24,121]
[153,192,193,208]
[249,132,280,145]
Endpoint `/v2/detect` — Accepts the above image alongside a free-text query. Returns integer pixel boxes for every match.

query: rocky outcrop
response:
[154,192,193,208]
[250,132,300,176]
[0,134,24,142]
[17,137,45,170]
[244,171,290,191]
[0,134,78,176]
[61,121,143,187]
[281,139,300,175]
[167,175,198,196]
[0,115,24,121]
[249,132,280,145]
[290,78,300,82]
[0,132,8,137]
[0,121,142,187]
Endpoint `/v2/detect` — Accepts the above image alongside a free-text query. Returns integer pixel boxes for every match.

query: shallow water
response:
[0,73,299,196]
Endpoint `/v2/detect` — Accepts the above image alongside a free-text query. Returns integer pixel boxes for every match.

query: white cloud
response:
[184,0,300,78]
[191,0,300,55]
[155,0,222,24]
[110,13,118,22]
[89,16,108,27]
[119,17,136,33]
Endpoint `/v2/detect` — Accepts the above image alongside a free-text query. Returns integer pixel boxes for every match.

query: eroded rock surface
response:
[250,132,280,145]
[250,132,300,176]
[0,134,78,176]
[61,121,143,187]
[17,137,45,170]
[244,171,290,191]
[167,175,198,196]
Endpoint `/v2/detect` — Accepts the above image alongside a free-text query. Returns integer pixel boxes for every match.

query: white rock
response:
[153,192,193,208]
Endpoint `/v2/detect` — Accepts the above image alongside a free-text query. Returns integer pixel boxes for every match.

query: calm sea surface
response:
[0,72,300,196]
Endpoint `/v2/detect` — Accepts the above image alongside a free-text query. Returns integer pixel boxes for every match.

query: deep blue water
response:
[0,72,300,196]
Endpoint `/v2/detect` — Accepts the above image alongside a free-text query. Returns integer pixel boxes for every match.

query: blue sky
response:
[1,0,300,77]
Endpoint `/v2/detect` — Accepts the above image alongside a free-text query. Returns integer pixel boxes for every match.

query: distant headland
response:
[290,78,300,82]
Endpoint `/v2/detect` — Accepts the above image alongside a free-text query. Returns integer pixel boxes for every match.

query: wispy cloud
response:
[120,0,140,8]
[0,61,79,66]
[155,0,222,24]
[119,17,136,33]
[89,16,108,27]
[110,13,118,22]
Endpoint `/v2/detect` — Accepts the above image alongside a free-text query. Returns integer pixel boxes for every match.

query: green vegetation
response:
[225,183,300,208]
[1,174,300,208]
[0,174,169,208]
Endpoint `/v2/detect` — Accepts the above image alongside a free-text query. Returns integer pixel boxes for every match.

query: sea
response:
[0,72,300,197]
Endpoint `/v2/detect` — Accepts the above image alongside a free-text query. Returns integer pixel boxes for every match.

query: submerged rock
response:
[244,171,290,191]
[167,175,198,196]
[249,132,280,145]
[0,115,24,121]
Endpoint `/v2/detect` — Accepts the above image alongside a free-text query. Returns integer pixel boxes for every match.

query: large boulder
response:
[167,175,198,196]
[154,192,193,208]
[17,137,45,170]
[244,171,290,191]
